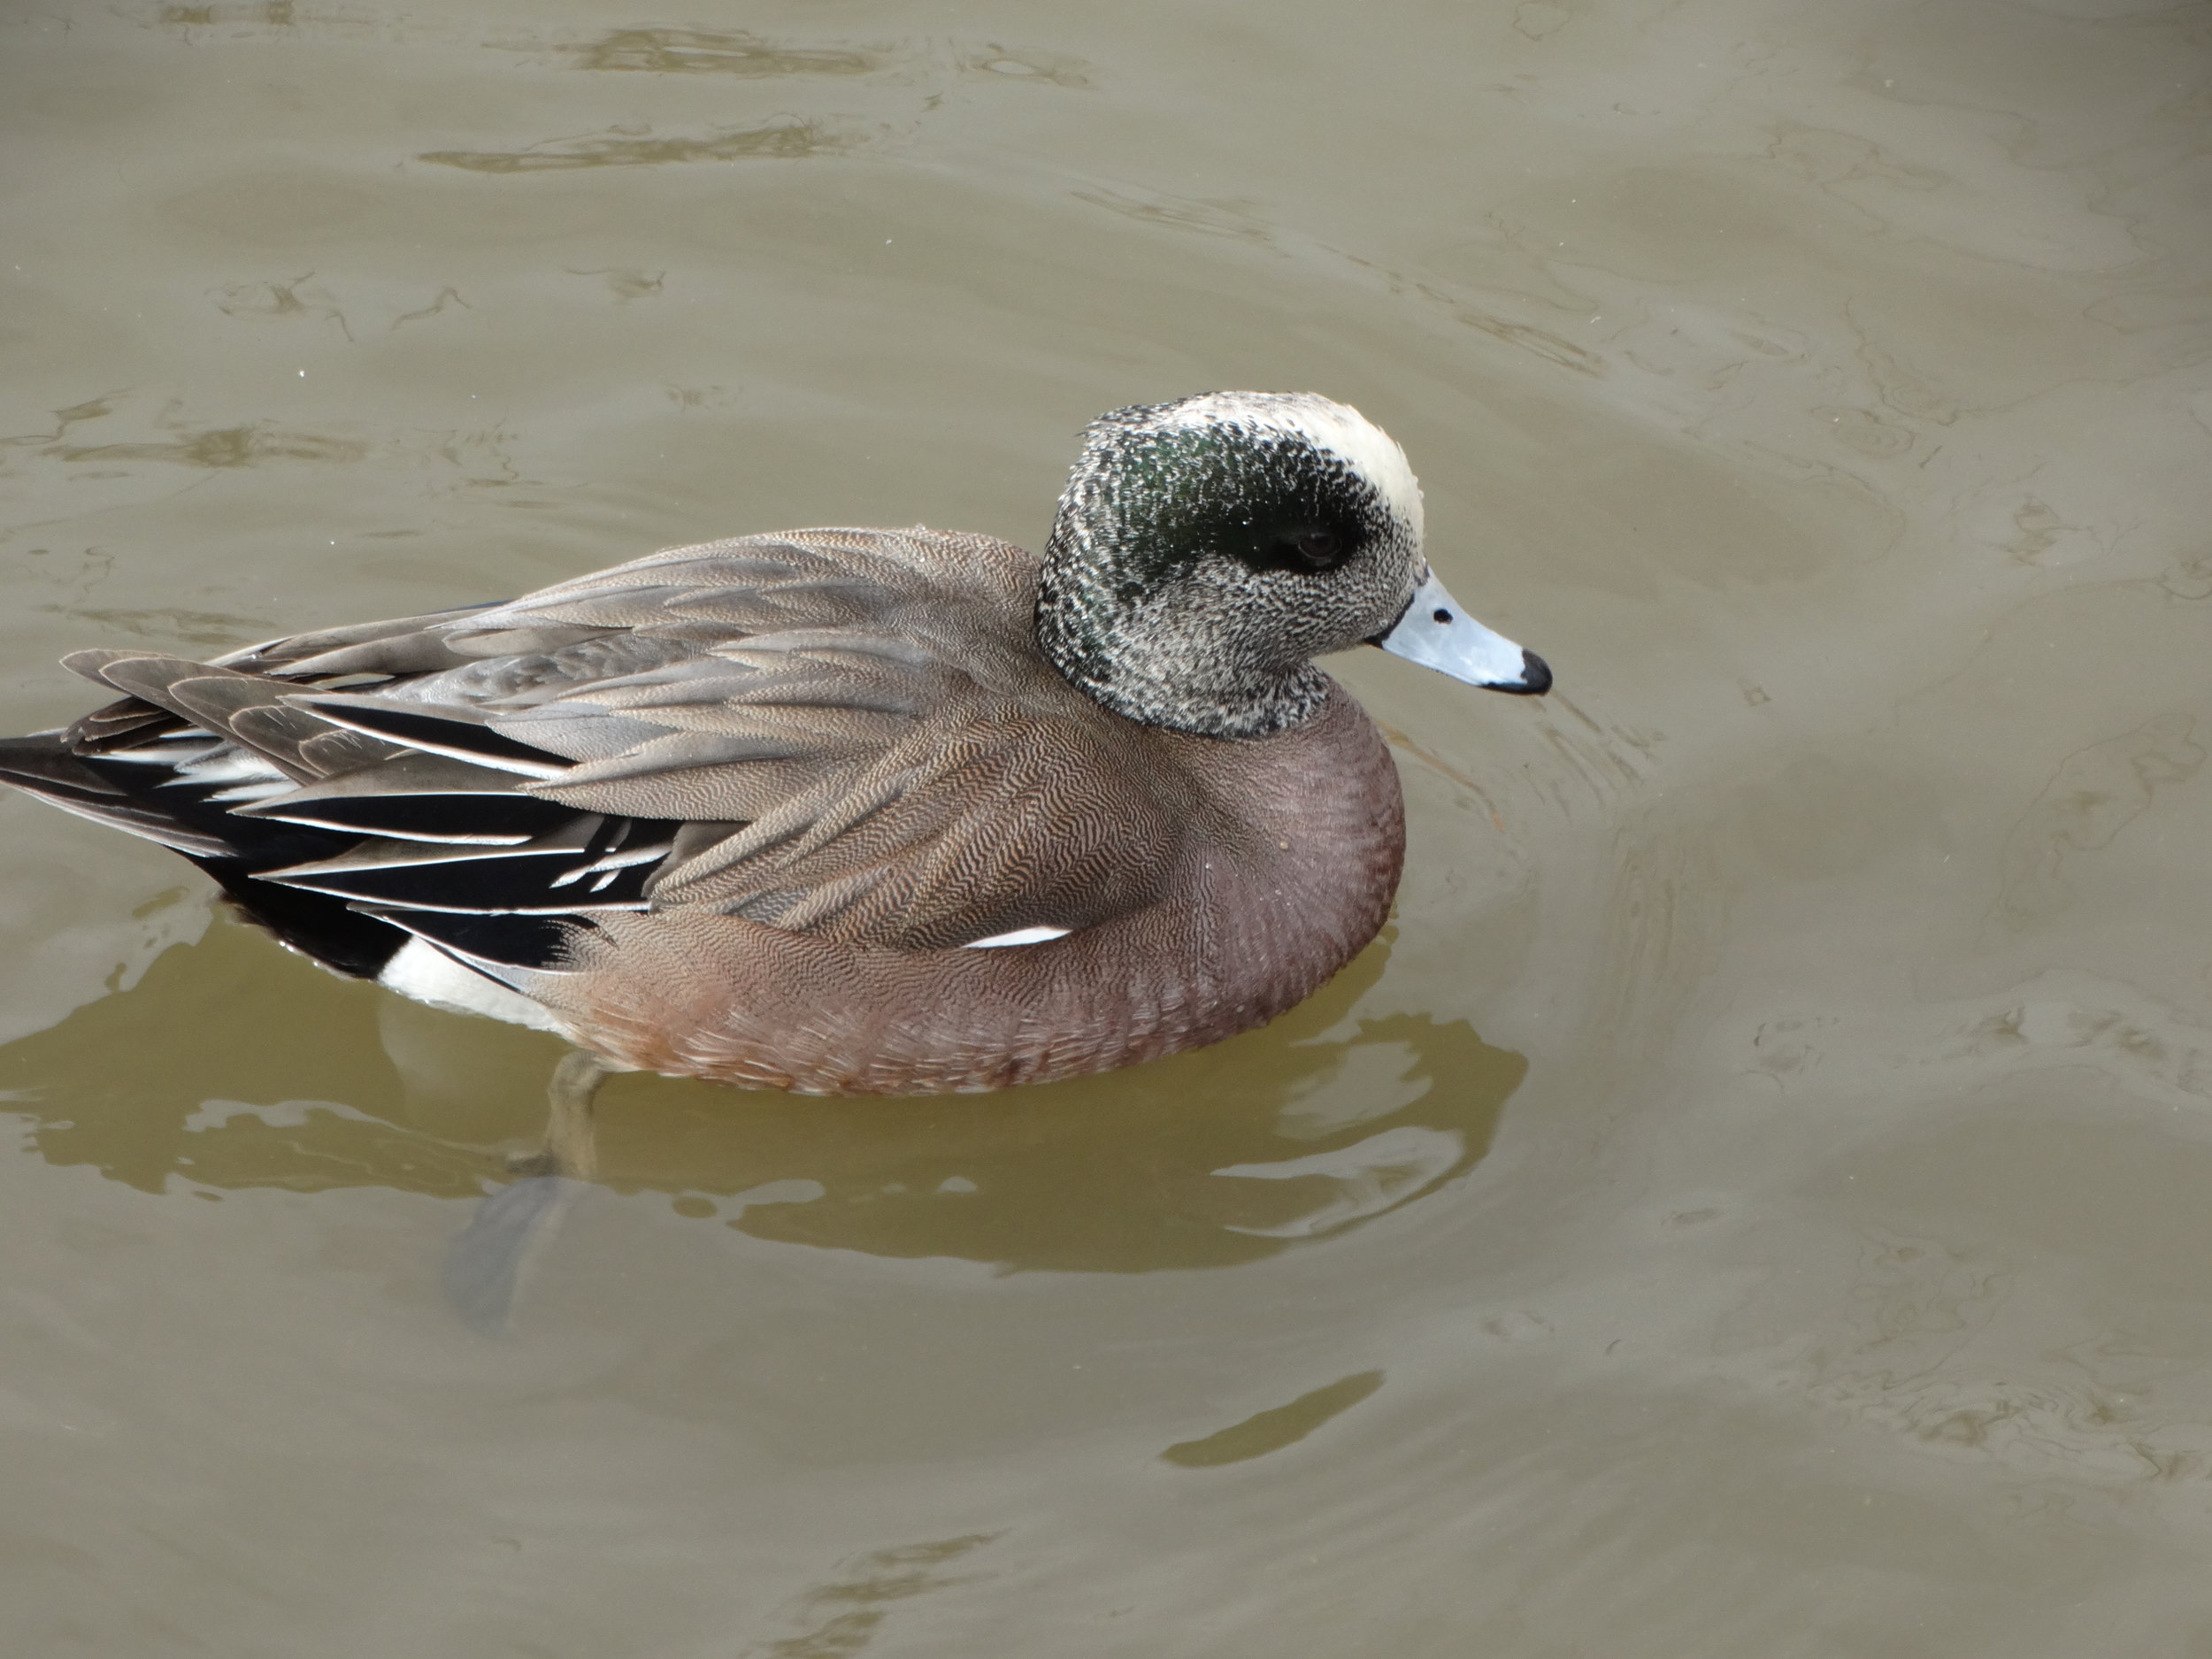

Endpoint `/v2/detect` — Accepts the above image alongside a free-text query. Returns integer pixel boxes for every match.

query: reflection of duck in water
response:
[0,913,1524,1276]
[0,394,1544,1311]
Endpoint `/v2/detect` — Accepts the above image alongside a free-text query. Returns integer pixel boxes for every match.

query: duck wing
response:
[7,531,1183,976]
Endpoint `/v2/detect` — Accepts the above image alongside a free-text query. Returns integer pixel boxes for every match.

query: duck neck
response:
[1034,546,1327,741]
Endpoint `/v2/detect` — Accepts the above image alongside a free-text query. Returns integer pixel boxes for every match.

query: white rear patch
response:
[380,937,567,1033]
[961,925,1073,949]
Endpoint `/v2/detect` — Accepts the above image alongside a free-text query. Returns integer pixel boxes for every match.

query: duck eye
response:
[1248,525,1353,575]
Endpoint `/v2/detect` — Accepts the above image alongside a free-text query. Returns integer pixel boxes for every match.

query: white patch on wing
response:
[379,937,566,1032]
[207,779,297,805]
[961,924,1073,949]
[147,744,296,804]
[169,748,287,786]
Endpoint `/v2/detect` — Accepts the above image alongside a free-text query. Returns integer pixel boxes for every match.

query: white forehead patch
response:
[1154,392,1425,543]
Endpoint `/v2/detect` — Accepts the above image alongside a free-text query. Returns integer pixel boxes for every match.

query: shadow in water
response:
[0,916,1525,1275]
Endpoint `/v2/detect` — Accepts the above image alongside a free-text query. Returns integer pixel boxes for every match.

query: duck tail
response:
[0,730,235,856]
[0,726,411,979]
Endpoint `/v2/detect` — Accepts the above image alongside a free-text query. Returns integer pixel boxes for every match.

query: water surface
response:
[4,1,2211,1654]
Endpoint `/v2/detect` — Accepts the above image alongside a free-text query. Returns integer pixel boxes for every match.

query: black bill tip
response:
[1499,649,1551,696]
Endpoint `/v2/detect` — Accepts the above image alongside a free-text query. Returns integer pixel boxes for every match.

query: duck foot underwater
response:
[442,1048,611,1333]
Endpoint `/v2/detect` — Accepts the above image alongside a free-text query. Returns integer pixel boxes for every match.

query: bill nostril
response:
[1432,608,1452,623]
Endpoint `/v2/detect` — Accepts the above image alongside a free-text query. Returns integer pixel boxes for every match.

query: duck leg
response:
[442,1048,611,1333]
[509,1048,609,1180]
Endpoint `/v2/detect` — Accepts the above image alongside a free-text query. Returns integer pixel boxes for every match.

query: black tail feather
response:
[190,855,412,978]
[7,668,608,986]
[0,733,127,798]
[3,732,410,977]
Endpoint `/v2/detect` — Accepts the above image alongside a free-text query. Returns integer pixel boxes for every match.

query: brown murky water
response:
[4,1,2210,1652]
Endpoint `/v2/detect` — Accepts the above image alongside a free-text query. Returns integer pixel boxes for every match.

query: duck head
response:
[1037,391,1548,740]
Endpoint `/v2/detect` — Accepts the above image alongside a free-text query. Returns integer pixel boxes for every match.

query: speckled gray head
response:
[1037,390,1548,740]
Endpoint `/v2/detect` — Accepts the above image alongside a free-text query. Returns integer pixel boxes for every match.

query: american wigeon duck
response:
[0,393,1547,1111]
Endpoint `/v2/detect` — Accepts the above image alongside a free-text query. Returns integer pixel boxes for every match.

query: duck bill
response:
[1371,570,1550,695]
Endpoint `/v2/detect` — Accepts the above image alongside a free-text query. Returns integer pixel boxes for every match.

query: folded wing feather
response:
[26,530,1178,952]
